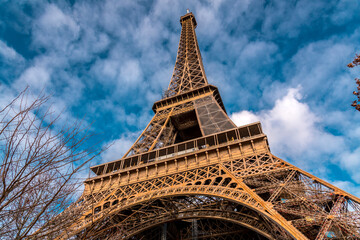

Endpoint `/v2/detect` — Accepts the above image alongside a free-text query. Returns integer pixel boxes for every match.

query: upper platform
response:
[180,12,197,28]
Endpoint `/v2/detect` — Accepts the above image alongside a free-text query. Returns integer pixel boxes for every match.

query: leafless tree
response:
[0,88,103,239]
[348,54,360,111]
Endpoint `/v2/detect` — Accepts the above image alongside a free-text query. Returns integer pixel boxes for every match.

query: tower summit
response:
[43,12,360,240]
[166,10,205,97]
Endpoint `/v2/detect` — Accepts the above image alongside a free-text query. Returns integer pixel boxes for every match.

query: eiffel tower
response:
[47,11,360,240]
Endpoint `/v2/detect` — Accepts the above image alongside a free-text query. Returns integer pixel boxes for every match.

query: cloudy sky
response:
[1,0,360,196]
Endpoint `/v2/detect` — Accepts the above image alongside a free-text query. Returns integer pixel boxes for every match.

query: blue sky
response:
[1,0,360,196]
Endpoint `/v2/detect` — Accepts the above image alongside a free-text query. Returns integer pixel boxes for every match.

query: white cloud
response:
[281,37,360,119]
[32,4,80,51]
[240,41,278,64]
[101,0,140,38]
[231,110,260,126]
[331,0,360,26]
[134,16,164,48]
[102,59,120,79]
[15,66,51,91]
[119,59,143,85]
[101,136,135,163]
[231,87,345,167]
[340,147,360,183]
[39,4,78,32]
[262,1,327,38]
[0,40,23,61]
[92,57,144,91]
[197,6,221,38]
[0,85,17,110]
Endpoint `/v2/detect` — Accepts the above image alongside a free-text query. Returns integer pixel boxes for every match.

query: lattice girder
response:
[50,144,360,239]
[123,92,236,158]
[39,11,360,240]
[165,12,208,97]
[71,196,291,240]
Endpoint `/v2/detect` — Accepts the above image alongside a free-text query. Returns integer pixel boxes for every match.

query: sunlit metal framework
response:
[44,12,360,240]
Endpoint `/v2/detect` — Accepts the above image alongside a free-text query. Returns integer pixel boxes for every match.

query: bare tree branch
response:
[0,88,105,240]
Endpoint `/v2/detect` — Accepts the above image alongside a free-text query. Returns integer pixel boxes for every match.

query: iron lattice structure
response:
[43,12,360,240]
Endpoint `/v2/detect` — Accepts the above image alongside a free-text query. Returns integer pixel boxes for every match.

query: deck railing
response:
[91,122,264,176]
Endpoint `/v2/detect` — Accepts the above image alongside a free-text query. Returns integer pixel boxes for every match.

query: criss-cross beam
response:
[315,196,345,240]
[78,196,281,240]
[166,12,208,97]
